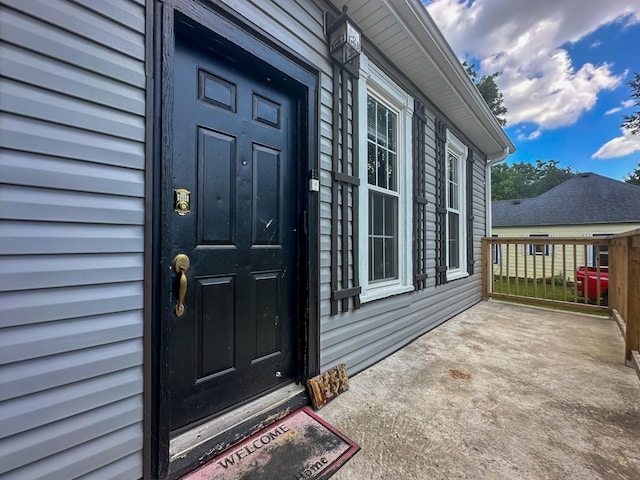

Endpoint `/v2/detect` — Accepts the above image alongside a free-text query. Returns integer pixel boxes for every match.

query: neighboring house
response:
[492,172,640,279]
[0,1,513,479]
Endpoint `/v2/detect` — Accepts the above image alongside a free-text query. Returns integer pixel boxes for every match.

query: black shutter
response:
[330,62,361,315]
[466,149,475,275]
[413,100,428,290]
[434,118,448,285]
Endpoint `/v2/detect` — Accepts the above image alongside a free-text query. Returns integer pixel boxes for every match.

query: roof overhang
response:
[343,0,515,159]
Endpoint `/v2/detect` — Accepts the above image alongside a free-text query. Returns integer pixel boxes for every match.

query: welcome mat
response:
[180,407,359,480]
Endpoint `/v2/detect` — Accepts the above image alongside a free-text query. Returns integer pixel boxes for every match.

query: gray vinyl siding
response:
[1,0,494,476]
[472,149,488,271]
[0,0,145,479]
[320,106,488,375]
[216,0,490,377]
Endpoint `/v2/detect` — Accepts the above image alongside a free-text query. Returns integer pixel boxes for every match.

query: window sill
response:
[360,284,414,304]
[446,271,469,282]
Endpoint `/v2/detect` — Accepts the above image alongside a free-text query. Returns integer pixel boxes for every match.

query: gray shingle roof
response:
[492,172,640,227]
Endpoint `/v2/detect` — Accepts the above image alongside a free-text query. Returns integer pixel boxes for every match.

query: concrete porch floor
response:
[318,300,640,479]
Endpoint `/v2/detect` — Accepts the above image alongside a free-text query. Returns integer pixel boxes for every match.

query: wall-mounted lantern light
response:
[325,6,362,68]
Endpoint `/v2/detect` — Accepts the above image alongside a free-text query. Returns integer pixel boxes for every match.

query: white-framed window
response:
[528,234,550,256]
[367,96,398,281]
[589,233,611,267]
[492,234,501,265]
[357,55,413,302]
[445,131,468,280]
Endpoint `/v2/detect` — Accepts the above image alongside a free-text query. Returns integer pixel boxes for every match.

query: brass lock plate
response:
[174,189,190,215]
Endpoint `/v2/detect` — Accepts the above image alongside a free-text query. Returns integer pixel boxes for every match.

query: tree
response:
[463,61,508,126]
[491,161,536,200]
[622,73,640,135]
[624,163,640,186]
[491,160,575,201]
[533,159,575,194]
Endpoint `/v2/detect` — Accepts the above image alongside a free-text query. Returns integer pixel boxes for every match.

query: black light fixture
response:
[325,6,362,69]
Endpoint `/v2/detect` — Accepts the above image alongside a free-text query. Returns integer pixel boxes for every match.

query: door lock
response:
[173,254,190,317]
[174,189,191,215]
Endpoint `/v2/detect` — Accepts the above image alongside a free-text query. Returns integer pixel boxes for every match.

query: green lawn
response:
[493,275,578,302]
[491,275,608,315]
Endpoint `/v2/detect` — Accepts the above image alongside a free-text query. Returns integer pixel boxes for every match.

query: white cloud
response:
[605,99,637,115]
[426,0,640,132]
[592,128,640,159]
[516,129,541,141]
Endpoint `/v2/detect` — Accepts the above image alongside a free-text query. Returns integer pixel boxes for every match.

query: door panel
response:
[197,275,235,379]
[253,271,281,360]
[167,31,300,431]
[253,145,281,245]
[197,127,235,245]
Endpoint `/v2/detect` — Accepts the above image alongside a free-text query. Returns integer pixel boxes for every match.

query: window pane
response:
[371,192,384,235]
[369,237,375,280]
[377,103,387,147]
[388,152,397,191]
[367,142,376,185]
[377,148,388,189]
[384,194,396,235]
[448,211,459,268]
[448,154,459,210]
[384,238,397,279]
[599,245,609,267]
[367,96,398,191]
[448,154,456,181]
[452,184,459,210]
[593,234,611,267]
[387,111,397,152]
[372,237,384,280]
[528,234,549,256]
[369,191,398,282]
[367,97,376,141]
[492,234,500,265]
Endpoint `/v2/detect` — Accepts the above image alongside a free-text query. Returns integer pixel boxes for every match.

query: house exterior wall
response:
[217,0,490,376]
[492,223,640,281]
[0,1,146,478]
[493,224,640,238]
[1,0,503,477]
[321,108,488,374]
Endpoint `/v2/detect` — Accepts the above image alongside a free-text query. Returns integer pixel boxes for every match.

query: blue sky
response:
[424,0,640,181]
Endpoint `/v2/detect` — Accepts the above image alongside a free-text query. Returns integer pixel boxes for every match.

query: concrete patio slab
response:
[318,300,640,479]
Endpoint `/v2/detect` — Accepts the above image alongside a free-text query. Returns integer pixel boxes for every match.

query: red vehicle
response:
[576,266,609,305]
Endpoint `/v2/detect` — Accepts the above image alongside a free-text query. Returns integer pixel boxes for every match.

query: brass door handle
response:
[173,254,190,317]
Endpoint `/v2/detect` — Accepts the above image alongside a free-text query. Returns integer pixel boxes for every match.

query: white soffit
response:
[345,0,515,158]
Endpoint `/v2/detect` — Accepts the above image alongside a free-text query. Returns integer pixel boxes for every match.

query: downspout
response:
[485,147,510,236]
[484,147,509,298]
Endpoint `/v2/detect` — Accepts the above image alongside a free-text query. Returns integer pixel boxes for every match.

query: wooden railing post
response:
[483,229,639,369]
[626,234,640,365]
[483,234,638,317]
[610,237,628,319]
[481,238,489,298]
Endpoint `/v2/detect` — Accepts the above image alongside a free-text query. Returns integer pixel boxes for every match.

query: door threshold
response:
[168,383,308,478]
